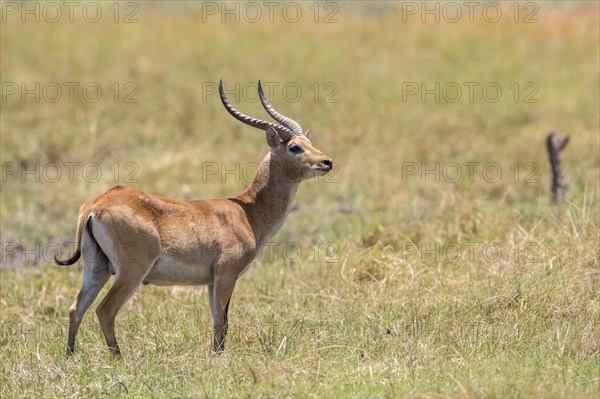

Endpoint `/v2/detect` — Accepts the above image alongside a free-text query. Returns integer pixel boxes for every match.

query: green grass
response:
[1,2,599,397]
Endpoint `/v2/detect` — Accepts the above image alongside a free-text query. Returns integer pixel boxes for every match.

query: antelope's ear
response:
[266,127,281,150]
[305,129,311,139]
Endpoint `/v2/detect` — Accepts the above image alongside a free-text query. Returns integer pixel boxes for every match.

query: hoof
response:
[211,346,225,355]
[108,346,122,357]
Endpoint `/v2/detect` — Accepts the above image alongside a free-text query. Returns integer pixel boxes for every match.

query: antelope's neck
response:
[236,152,299,248]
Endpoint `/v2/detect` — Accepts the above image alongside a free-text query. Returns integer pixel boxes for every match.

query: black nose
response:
[323,159,333,169]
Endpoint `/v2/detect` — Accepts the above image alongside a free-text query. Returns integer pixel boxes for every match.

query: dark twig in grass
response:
[546,132,569,203]
[102,381,129,395]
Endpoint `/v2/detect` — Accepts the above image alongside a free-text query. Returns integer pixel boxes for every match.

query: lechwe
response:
[56,80,333,356]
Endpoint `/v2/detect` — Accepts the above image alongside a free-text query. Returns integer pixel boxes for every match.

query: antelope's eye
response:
[289,145,304,154]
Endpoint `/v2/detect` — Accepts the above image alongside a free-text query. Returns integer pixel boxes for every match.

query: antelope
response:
[55,80,333,356]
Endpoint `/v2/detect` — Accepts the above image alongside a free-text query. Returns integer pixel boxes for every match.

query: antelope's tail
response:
[55,208,92,266]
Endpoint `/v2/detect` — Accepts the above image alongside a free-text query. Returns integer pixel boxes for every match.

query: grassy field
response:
[1,1,599,397]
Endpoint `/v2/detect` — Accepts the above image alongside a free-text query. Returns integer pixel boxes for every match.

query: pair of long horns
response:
[219,80,306,142]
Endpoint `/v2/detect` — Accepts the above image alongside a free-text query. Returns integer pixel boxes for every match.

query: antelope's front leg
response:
[209,273,237,353]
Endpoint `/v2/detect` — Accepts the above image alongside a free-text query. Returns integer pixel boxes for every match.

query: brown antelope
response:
[56,80,333,356]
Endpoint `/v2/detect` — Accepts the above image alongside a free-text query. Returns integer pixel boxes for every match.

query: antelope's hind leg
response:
[91,216,161,356]
[95,264,153,356]
[67,232,111,355]
[95,251,159,356]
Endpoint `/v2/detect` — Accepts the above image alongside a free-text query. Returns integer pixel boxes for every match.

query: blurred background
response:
[1,1,598,397]
[2,1,598,247]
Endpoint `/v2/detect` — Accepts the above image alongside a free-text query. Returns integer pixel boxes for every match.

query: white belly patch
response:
[144,254,213,286]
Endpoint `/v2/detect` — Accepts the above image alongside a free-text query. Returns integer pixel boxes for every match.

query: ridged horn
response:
[219,80,293,141]
[258,80,304,136]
